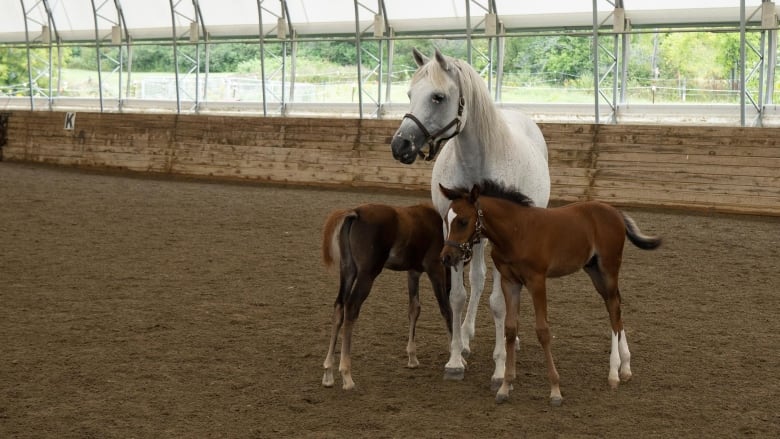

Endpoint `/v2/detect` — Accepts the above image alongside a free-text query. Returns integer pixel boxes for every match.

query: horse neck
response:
[477,197,529,250]
[451,79,507,172]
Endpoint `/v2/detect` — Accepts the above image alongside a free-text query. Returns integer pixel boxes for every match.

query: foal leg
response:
[406,271,422,368]
[584,264,632,389]
[460,241,487,356]
[495,278,520,403]
[339,272,376,390]
[444,262,468,380]
[322,271,355,388]
[527,277,562,406]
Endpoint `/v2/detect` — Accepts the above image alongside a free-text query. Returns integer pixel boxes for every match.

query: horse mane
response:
[413,53,510,153]
[463,179,535,207]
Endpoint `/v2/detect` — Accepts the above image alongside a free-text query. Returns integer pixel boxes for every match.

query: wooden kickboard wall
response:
[3,111,779,216]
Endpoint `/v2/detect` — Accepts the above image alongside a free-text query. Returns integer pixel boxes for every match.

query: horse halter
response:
[401,85,465,162]
[444,201,484,265]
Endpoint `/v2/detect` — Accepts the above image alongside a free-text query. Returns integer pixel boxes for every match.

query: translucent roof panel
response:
[0,0,768,43]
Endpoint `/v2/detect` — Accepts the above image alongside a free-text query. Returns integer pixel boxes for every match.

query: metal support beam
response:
[20,0,60,110]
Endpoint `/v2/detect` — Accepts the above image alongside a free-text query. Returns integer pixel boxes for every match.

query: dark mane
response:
[477,179,535,207]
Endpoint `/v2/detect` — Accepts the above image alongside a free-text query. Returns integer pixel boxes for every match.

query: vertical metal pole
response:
[90,0,104,112]
[354,0,363,119]
[620,33,629,104]
[612,35,619,122]
[20,0,34,110]
[257,0,267,116]
[169,0,181,114]
[767,29,777,105]
[740,0,746,126]
[465,0,472,64]
[592,0,600,123]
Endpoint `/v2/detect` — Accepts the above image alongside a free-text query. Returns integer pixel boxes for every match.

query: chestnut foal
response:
[439,181,661,405]
[321,202,452,390]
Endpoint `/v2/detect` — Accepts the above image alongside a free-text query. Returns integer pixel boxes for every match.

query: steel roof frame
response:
[4,1,779,126]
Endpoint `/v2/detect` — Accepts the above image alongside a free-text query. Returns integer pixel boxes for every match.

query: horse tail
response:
[322,209,358,268]
[622,212,662,250]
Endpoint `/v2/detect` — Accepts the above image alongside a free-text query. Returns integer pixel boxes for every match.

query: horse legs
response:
[460,240,487,356]
[427,263,454,347]
[406,271,422,368]
[495,277,520,403]
[322,269,356,388]
[444,262,468,380]
[584,262,632,389]
[338,272,377,390]
[528,276,562,406]
[489,266,508,390]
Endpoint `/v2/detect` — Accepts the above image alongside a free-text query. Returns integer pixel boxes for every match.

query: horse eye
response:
[457,218,468,227]
[432,93,445,103]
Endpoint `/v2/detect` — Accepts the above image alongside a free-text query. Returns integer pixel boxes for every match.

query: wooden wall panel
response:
[3,111,778,216]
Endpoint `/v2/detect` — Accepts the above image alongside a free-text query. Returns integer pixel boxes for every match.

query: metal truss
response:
[354,0,389,118]
[465,0,504,101]
[168,0,207,113]
[592,0,627,124]
[257,0,292,116]
[90,0,131,112]
[20,0,61,110]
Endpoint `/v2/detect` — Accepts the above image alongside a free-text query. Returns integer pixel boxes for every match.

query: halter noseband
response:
[444,201,484,265]
[400,83,465,161]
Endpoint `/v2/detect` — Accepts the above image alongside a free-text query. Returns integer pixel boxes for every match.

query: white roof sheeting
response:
[0,0,768,44]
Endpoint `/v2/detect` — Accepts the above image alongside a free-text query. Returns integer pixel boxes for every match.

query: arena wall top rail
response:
[2,110,779,216]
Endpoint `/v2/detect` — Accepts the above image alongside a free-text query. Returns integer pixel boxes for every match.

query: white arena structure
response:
[1,1,780,126]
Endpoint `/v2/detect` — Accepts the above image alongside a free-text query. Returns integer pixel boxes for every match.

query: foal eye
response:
[457,218,468,227]
[432,93,445,103]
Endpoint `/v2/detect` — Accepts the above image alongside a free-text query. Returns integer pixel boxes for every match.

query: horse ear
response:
[439,183,459,201]
[469,184,480,203]
[412,48,429,67]
[434,48,450,71]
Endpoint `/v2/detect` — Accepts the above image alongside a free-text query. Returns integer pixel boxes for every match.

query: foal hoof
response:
[495,392,510,404]
[550,396,563,407]
[490,377,504,391]
[443,367,465,381]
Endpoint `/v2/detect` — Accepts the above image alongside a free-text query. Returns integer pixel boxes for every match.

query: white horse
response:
[390,48,551,387]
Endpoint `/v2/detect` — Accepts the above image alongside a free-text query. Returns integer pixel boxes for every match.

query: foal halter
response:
[401,80,465,162]
[444,201,484,265]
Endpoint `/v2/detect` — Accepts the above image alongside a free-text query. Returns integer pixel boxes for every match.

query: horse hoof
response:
[620,370,633,382]
[443,367,465,381]
[550,396,563,407]
[608,377,620,389]
[322,371,334,388]
[490,378,503,391]
[407,358,420,369]
[495,392,509,404]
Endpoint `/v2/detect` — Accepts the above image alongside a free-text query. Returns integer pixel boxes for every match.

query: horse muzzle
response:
[441,241,472,267]
[390,136,419,164]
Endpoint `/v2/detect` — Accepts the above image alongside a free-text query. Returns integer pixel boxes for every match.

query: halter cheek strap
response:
[402,91,465,161]
[444,201,484,264]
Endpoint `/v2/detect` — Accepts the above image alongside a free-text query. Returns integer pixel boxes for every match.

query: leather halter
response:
[444,200,484,265]
[401,85,465,161]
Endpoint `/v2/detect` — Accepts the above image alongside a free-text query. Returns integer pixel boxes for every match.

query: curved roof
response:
[0,0,767,44]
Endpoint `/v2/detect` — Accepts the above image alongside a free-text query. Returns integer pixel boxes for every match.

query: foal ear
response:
[468,184,481,203]
[412,48,429,67]
[438,183,460,201]
[434,48,451,71]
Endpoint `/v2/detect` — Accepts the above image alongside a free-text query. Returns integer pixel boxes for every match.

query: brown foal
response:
[321,202,452,390]
[439,181,661,405]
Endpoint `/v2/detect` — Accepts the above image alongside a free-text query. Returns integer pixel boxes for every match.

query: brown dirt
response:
[1,161,778,438]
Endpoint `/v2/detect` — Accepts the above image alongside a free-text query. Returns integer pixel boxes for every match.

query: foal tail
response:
[322,209,358,268]
[622,212,662,250]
